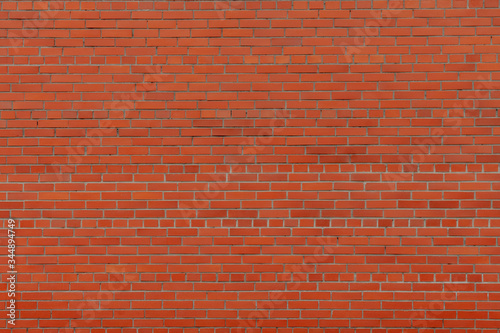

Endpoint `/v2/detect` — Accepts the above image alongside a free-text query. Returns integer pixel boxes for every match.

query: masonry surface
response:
[1,0,500,331]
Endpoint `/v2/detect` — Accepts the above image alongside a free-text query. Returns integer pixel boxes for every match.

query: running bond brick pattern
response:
[1,0,500,331]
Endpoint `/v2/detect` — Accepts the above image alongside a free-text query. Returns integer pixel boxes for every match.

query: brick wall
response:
[2,0,500,331]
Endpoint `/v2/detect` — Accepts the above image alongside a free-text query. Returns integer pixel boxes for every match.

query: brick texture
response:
[1,0,500,331]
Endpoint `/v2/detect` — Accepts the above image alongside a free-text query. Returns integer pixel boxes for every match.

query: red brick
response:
[2,0,500,331]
